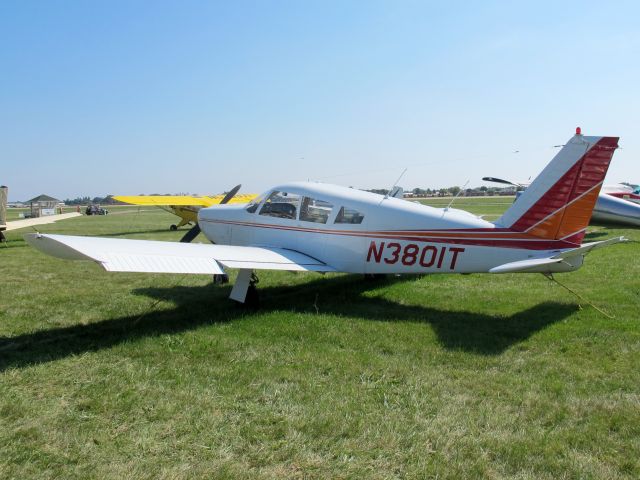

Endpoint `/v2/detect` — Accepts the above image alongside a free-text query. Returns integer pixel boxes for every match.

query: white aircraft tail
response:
[495,129,619,244]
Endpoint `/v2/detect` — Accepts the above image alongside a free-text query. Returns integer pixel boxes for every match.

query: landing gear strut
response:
[229,269,260,308]
[245,282,260,308]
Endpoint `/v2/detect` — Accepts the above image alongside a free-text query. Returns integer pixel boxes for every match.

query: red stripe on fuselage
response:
[200,219,579,250]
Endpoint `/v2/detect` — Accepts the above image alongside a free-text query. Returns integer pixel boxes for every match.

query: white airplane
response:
[26,129,626,306]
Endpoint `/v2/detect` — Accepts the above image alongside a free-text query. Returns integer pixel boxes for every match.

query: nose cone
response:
[198,204,242,222]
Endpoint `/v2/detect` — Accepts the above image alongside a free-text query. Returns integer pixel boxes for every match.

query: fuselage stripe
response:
[200,218,579,250]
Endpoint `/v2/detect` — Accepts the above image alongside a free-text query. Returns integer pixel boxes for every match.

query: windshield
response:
[245,192,268,213]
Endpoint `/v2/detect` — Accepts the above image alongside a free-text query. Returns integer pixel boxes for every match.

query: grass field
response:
[3,205,146,222]
[418,196,516,221]
[1,202,639,479]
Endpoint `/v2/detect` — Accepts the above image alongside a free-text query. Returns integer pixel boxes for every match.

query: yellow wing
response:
[113,194,257,207]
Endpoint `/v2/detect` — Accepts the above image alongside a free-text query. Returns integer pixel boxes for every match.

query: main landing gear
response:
[213,273,229,285]
[364,273,388,281]
[229,269,260,308]
[169,219,191,231]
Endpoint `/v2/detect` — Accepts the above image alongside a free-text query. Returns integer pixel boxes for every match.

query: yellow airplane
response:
[114,185,257,233]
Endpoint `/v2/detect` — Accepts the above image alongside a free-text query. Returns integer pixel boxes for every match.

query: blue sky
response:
[1,0,639,201]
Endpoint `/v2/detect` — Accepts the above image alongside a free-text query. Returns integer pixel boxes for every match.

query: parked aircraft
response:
[601,183,640,203]
[27,129,625,306]
[113,189,257,241]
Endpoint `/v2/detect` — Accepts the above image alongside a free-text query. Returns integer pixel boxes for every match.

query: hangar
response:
[26,194,62,218]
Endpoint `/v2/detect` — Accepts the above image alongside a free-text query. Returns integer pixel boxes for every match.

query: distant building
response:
[26,194,62,218]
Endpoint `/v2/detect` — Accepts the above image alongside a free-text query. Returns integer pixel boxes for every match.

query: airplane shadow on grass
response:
[0,275,578,371]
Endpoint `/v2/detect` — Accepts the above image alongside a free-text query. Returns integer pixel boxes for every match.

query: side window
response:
[259,191,300,220]
[300,197,333,224]
[335,206,364,224]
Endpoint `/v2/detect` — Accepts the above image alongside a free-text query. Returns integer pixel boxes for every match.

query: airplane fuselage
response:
[198,182,583,275]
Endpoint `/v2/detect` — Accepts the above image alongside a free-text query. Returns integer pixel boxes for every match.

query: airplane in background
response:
[113,189,257,242]
[601,183,640,203]
[27,129,626,307]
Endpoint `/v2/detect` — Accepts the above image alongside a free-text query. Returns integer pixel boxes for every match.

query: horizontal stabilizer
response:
[489,257,563,274]
[490,236,626,274]
[551,236,626,260]
[25,234,335,274]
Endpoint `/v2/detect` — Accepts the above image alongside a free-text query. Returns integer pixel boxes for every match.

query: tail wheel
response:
[169,224,178,231]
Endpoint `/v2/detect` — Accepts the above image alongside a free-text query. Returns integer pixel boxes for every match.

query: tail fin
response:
[495,130,619,244]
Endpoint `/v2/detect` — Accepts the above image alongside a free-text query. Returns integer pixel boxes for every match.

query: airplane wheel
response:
[364,274,387,281]
[213,273,229,285]
[244,285,260,309]
[170,224,178,231]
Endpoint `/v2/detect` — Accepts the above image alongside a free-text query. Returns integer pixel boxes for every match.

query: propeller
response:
[482,177,520,187]
[179,184,242,243]
[179,222,202,243]
[219,184,242,205]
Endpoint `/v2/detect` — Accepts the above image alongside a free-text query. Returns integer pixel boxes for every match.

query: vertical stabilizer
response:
[495,130,618,244]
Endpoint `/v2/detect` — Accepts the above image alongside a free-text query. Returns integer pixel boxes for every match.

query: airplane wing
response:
[24,234,335,274]
[489,236,626,274]
[113,194,257,207]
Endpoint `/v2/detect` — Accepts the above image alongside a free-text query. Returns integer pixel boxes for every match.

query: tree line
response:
[368,186,519,197]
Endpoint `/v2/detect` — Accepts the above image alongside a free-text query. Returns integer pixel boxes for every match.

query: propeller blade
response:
[180,224,201,243]
[179,185,240,243]
[482,177,521,187]
[220,184,242,204]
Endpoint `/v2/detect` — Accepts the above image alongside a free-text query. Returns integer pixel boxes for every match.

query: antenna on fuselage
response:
[384,168,408,200]
[444,180,469,211]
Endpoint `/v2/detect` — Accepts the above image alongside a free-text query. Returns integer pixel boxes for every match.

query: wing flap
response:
[24,234,335,274]
[101,253,222,274]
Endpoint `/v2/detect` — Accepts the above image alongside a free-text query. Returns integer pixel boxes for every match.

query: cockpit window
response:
[334,206,364,224]
[259,191,300,220]
[245,193,266,214]
[300,197,333,224]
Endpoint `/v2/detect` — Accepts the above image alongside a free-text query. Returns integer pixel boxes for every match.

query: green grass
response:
[1,202,639,479]
[5,207,33,221]
[418,196,516,220]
